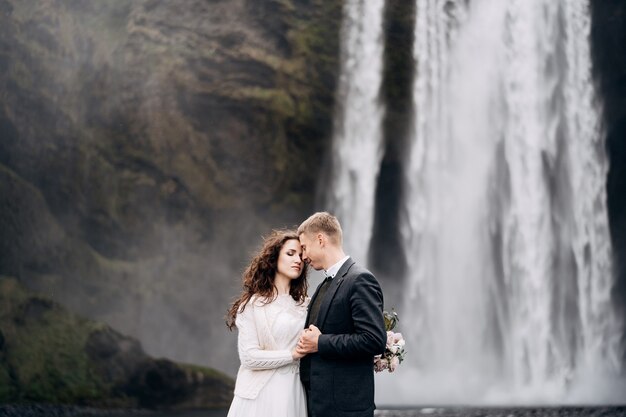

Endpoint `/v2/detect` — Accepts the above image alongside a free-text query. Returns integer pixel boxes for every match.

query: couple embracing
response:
[225,212,388,417]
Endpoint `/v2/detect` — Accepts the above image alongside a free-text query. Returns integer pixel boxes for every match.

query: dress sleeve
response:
[236,302,295,370]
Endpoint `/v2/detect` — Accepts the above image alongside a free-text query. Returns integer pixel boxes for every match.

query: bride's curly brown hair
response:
[226,229,308,330]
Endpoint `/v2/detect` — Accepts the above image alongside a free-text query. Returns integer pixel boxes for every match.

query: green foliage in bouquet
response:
[383,309,399,332]
[375,310,406,373]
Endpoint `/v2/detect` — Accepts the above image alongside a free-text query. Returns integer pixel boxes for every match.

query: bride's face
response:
[276,239,303,280]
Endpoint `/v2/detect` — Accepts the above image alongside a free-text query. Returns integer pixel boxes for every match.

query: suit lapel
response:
[316,258,355,328]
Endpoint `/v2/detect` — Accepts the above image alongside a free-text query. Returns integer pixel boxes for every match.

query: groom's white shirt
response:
[324,255,350,279]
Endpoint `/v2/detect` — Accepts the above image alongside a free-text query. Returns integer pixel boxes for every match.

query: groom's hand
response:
[297,325,321,354]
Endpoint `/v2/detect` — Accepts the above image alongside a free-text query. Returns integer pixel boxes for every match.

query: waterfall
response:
[327,0,386,265]
[396,0,622,403]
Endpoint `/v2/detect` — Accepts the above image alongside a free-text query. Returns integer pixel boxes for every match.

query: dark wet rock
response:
[0,278,234,408]
[0,404,150,417]
[122,359,234,409]
[14,297,55,324]
[123,359,189,408]
[85,327,148,385]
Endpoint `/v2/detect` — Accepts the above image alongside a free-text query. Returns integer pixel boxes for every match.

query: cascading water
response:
[391,0,623,404]
[326,0,386,264]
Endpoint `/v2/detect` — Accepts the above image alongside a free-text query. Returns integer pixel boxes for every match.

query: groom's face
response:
[299,232,324,271]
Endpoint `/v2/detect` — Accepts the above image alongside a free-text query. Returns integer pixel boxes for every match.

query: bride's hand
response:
[292,347,306,360]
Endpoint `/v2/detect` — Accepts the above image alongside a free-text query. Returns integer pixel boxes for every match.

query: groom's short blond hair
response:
[297,212,343,245]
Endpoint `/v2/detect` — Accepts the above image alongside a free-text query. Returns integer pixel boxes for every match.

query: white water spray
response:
[392,0,622,404]
[327,0,386,265]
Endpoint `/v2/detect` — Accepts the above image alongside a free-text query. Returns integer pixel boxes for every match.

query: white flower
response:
[374,355,387,372]
[389,355,400,372]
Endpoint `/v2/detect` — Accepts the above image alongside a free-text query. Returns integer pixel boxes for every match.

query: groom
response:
[296,212,387,417]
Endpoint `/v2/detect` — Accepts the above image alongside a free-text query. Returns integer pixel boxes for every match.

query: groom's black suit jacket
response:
[301,258,387,417]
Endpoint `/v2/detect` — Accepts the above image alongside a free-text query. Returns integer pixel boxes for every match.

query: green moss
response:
[260,0,342,210]
[238,46,300,75]
[0,278,235,407]
[13,318,104,403]
[0,278,108,404]
[179,362,234,386]
[224,86,296,118]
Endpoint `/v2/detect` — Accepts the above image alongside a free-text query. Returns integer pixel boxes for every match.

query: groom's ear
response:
[316,233,324,246]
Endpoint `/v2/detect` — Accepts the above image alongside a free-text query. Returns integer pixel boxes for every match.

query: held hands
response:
[295,325,321,356]
[291,348,306,360]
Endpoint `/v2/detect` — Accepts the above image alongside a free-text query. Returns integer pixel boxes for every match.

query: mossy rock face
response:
[84,327,148,388]
[0,0,343,373]
[121,359,234,409]
[0,278,108,404]
[0,277,234,408]
[0,0,349,391]
[124,359,189,407]
[0,0,342,259]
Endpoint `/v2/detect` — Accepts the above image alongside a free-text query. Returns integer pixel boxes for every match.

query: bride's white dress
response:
[227,294,307,417]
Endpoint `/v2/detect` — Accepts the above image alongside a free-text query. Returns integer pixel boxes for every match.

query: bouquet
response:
[374,310,406,373]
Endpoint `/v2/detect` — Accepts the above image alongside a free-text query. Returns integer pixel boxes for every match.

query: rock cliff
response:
[0,0,342,373]
[0,277,234,408]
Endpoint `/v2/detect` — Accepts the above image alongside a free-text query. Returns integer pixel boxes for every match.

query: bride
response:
[225,230,309,417]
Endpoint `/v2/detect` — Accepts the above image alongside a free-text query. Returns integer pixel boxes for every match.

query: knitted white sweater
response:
[233,295,308,399]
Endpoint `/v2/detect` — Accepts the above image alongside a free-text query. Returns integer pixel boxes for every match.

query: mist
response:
[1,0,626,409]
